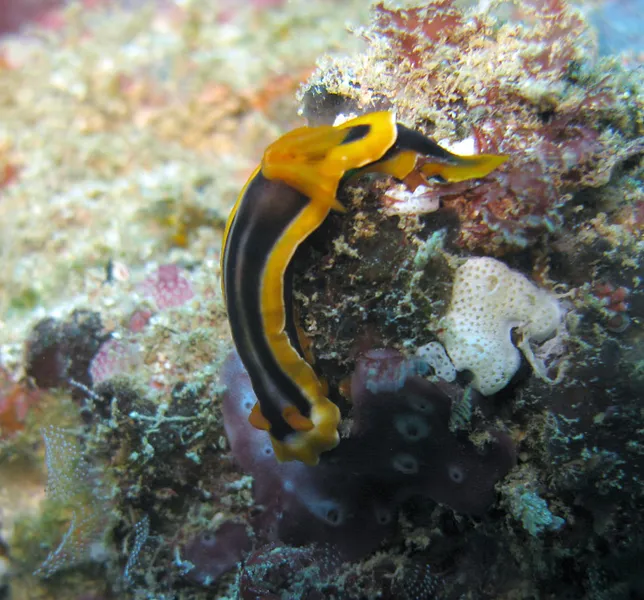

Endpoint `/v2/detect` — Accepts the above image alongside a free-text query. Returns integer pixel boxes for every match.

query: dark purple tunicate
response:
[347,350,517,514]
[221,348,515,560]
[180,521,252,587]
[221,352,394,560]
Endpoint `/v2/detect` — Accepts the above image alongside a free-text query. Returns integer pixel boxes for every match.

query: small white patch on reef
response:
[416,341,456,382]
[382,184,440,215]
[437,136,477,156]
[440,257,563,395]
[332,113,359,126]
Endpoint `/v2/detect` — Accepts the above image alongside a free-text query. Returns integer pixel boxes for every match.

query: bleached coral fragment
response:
[440,257,562,395]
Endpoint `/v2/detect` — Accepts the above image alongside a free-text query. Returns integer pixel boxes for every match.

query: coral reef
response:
[303,0,644,254]
[0,0,642,599]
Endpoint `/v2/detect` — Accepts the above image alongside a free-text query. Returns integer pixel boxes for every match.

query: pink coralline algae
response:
[442,102,642,253]
[128,309,152,333]
[89,338,142,386]
[372,0,467,69]
[140,264,194,310]
[589,282,631,333]
[306,0,644,255]
[221,349,515,560]
[88,266,195,387]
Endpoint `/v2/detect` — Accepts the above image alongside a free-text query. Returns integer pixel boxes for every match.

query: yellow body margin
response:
[421,153,508,182]
[260,112,398,465]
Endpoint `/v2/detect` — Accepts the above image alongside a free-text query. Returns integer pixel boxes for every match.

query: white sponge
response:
[416,341,457,382]
[440,257,562,395]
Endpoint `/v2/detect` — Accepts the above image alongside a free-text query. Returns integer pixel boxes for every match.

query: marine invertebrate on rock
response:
[236,542,438,599]
[127,309,152,334]
[347,349,516,514]
[123,514,150,586]
[236,542,340,600]
[88,338,143,386]
[222,350,393,560]
[356,347,429,394]
[415,341,456,383]
[220,110,505,465]
[221,348,515,559]
[0,0,640,597]
[440,257,563,395]
[393,561,441,600]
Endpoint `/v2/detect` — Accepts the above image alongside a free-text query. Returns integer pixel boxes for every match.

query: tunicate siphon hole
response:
[395,414,429,442]
[200,532,217,546]
[319,500,344,527]
[311,500,345,526]
[326,508,341,525]
[392,453,419,475]
[374,507,392,525]
[448,464,466,483]
[406,394,434,415]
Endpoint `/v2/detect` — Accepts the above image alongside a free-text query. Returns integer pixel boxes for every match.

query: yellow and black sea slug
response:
[221,111,506,466]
